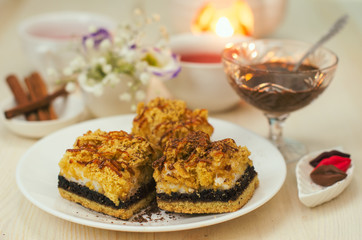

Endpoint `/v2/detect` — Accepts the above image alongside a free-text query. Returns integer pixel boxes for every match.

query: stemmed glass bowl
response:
[222,39,338,162]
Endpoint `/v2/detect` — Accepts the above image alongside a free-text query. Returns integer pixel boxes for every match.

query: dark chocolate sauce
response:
[228,61,325,114]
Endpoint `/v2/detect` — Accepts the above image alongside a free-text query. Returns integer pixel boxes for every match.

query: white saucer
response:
[1,93,85,138]
[295,147,354,207]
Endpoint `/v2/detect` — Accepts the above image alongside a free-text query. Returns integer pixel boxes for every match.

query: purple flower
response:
[142,47,181,80]
[152,66,181,78]
[82,28,112,49]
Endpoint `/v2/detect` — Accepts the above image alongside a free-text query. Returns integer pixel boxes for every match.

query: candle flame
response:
[192,0,254,36]
[215,17,234,38]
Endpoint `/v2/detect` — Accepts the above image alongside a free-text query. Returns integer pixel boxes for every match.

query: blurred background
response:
[0,0,361,142]
[0,0,360,75]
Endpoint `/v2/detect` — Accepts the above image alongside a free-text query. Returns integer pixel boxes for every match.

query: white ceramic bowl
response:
[165,33,246,112]
[18,11,116,85]
[1,93,85,138]
[296,147,354,207]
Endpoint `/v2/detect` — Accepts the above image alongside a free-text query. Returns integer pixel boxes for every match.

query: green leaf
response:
[87,64,105,81]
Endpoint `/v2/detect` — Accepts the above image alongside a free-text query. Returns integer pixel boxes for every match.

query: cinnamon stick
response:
[6,75,38,121]
[25,72,57,120]
[4,86,68,119]
[33,72,57,119]
[25,76,48,120]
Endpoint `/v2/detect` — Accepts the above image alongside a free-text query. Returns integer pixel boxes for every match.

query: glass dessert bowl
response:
[222,39,338,162]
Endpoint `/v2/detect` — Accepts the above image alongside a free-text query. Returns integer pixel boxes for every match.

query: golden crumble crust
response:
[131,97,214,156]
[152,131,254,194]
[58,129,156,206]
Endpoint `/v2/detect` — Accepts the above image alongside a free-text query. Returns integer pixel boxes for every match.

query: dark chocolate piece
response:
[310,165,347,187]
[309,150,350,167]
[157,165,257,203]
[58,175,155,209]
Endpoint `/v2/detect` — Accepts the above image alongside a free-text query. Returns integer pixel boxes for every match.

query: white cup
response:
[165,33,248,112]
[18,11,116,85]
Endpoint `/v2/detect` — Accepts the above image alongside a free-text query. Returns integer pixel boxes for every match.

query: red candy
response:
[315,155,351,172]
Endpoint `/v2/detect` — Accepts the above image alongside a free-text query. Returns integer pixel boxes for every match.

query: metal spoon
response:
[293,14,349,72]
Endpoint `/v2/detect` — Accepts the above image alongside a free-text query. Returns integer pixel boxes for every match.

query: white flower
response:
[63,67,73,76]
[113,36,121,44]
[100,39,112,51]
[65,82,77,93]
[92,84,104,97]
[119,47,138,62]
[119,92,131,102]
[155,38,168,49]
[70,56,86,69]
[97,57,106,65]
[79,75,104,96]
[139,72,150,85]
[131,104,137,112]
[78,72,87,84]
[46,68,58,78]
[103,73,119,86]
[85,38,94,49]
[135,90,146,101]
[143,48,180,81]
[90,57,99,66]
[109,74,120,85]
[88,25,97,33]
[102,64,112,74]
[135,61,148,71]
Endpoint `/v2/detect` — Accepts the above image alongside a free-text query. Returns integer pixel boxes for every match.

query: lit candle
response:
[191,0,254,37]
[215,17,234,38]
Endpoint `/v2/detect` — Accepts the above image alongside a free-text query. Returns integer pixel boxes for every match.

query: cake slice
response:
[152,131,258,214]
[58,129,156,220]
[132,97,214,156]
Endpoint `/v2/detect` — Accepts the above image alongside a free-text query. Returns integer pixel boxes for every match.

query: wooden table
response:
[0,0,361,239]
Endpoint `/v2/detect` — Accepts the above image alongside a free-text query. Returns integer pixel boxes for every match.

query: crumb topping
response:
[152,131,253,194]
[131,97,214,155]
[58,129,156,205]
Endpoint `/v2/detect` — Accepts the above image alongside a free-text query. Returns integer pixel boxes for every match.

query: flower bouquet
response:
[52,10,180,116]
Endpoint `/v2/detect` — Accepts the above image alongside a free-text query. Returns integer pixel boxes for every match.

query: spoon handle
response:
[293,14,348,72]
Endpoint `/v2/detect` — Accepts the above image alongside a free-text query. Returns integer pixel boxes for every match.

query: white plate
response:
[1,93,85,138]
[16,115,286,232]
